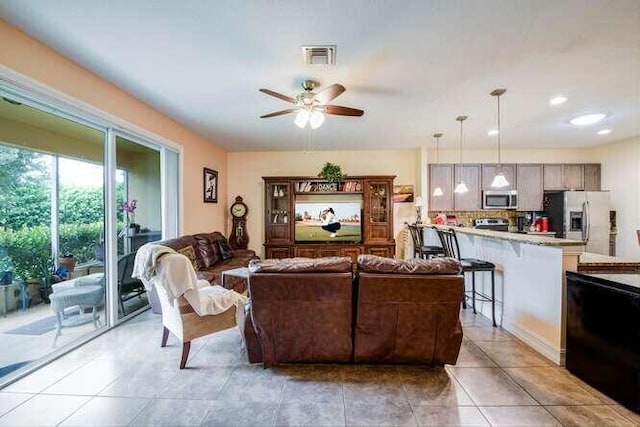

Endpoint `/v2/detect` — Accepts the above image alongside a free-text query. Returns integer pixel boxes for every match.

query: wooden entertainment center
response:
[263,176,396,262]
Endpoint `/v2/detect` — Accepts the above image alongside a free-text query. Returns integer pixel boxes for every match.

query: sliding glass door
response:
[0,97,108,378]
[0,87,181,384]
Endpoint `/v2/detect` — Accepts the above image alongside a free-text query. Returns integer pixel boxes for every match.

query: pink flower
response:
[120,199,138,225]
[120,200,138,213]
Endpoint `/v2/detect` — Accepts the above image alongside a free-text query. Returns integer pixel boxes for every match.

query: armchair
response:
[141,251,247,369]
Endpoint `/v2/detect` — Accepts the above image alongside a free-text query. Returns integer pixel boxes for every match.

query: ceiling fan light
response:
[309,111,325,129]
[454,181,469,194]
[294,110,310,128]
[490,173,510,188]
[432,187,444,197]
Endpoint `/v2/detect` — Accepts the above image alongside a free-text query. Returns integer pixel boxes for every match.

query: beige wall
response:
[0,116,104,162]
[228,149,419,256]
[590,137,640,260]
[128,152,162,231]
[0,19,227,235]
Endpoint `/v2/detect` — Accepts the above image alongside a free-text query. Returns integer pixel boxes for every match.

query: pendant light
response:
[454,116,469,194]
[490,88,509,188]
[432,133,444,197]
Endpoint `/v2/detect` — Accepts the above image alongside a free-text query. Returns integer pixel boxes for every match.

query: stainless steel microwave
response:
[483,190,518,210]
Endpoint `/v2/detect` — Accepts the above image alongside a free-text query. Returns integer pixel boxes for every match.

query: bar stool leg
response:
[491,270,497,327]
[471,271,477,314]
[461,271,467,309]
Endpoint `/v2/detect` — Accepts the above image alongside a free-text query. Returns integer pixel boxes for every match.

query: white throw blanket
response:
[132,243,177,289]
[140,250,247,316]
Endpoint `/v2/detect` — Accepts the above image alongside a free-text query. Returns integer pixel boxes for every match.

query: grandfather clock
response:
[229,196,249,249]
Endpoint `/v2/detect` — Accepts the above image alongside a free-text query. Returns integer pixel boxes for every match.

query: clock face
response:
[231,203,247,218]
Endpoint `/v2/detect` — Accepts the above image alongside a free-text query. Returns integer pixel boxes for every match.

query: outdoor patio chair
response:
[117,252,146,315]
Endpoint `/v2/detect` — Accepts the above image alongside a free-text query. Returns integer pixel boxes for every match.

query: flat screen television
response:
[295,194,362,243]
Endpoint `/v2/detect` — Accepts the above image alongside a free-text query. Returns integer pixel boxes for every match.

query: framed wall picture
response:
[203,168,218,203]
[393,184,414,203]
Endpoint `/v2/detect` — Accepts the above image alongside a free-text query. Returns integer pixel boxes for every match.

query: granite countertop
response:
[579,252,640,266]
[577,252,640,273]
[425,224,585,247]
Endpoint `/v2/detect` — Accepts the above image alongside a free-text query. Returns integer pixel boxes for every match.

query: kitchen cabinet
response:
[427,162,601,212]
[583,164,601,191]
[454,164,481,210]
[428,164,454,211]
[516,164,544,211]
[481,164,516,190]
[543,164,584,191]
[563,164,584,190]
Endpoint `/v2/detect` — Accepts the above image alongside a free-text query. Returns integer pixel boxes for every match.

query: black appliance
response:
[566,271,640,412]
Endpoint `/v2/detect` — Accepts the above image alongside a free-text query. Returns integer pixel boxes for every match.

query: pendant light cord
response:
[458,119,463,165]
[497,94,501,167]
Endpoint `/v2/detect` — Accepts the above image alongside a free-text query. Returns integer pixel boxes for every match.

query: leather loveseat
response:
[156,231,258,293]
[244,255,464,367]
[354,254,464,365]
[244,257,353,367]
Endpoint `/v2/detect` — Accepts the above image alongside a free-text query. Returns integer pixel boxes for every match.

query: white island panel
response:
[453,231,583,365]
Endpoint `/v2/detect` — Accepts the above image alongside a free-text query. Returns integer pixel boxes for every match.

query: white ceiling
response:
[1,0,639,151]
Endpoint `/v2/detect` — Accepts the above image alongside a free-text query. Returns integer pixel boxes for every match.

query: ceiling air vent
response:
[301,45,336,66]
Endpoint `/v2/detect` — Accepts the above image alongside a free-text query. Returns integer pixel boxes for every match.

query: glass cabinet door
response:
[368,183,389,223]
[266,182,291,243]
[366,180,392,242]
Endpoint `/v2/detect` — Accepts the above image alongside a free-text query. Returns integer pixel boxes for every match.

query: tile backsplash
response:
[427,210,519,227]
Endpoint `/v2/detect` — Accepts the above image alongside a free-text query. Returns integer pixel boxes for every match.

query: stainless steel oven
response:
[483,190,518,210]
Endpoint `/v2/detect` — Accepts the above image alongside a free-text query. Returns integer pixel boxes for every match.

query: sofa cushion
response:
[217,237,234,260]
[357,254,461,275]
[249,257,352,273]
[176,245,199,270]
[193,233,223,268]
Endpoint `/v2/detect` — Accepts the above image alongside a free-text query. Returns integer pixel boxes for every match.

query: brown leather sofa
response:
[156,231,257,293]
[354,255,464,365]
[244,255,464,367]
[244,257,354,367]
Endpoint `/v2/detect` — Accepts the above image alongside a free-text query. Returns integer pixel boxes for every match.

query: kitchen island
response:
[424,225,584,365]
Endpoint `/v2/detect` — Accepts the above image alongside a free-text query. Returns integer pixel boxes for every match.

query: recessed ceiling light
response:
[597,129,612,135]
[570,113,607,126]
[549,95,567,106]
[487,129,499,136]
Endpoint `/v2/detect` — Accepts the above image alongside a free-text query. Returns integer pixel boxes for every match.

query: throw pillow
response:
[177,246,199,270]
[217,238,234,260]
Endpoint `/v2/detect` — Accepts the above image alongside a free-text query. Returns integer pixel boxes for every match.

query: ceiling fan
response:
[259,80,364,129]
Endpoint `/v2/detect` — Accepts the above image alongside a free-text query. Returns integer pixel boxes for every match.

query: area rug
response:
[4,315,57,335]
[0,360,33,378]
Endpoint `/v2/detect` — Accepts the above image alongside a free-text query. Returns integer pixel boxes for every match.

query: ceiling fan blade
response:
[314,84,346,104]
[260,108,298,118]
[259,88,296,103]
[324,105,364,116]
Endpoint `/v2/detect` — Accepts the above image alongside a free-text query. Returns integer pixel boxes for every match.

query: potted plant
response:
[318,162,344,183]
[120,199,140,236]
[57,253,77,272]
[34,257,60,304]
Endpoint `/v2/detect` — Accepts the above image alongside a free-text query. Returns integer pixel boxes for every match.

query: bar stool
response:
[436,227,497,327]
[405,223,445,259]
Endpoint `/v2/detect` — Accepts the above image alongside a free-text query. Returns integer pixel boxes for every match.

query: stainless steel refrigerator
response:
[544,191,610,255]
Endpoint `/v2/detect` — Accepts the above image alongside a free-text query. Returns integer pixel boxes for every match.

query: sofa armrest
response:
[231,249,258,259]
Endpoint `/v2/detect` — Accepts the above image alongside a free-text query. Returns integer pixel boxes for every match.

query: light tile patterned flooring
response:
[0,309,638,426]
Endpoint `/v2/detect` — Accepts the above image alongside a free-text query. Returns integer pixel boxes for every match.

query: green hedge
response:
[0,222,124,280]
